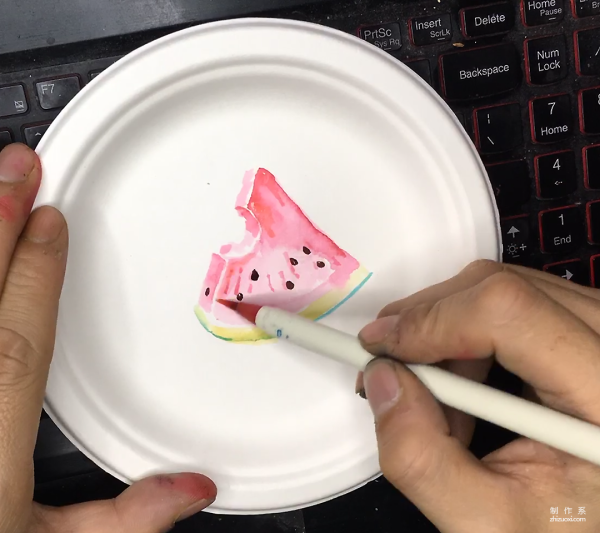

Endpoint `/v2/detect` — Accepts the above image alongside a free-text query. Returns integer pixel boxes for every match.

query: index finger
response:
[0,207,68,502]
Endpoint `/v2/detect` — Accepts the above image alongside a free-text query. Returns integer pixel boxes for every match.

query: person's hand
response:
[0,144,216,533]
[357,260,600,532]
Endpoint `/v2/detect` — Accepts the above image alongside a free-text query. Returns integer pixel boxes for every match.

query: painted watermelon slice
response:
[194,168,371,343]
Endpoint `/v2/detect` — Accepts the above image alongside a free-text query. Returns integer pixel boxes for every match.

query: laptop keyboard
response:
[343,0,600,283]
[1,1,599,285]
[0,0,597,529]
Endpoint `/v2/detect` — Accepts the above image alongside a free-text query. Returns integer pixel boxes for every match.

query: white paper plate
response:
[36,18,500,514]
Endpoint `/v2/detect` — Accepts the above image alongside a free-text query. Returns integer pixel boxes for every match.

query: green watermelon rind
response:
[195,267,372,344]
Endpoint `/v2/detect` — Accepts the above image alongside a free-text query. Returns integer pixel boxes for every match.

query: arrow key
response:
[543,260,589,286]
[501,215,531,264]
[535,150,576,199]
[22,124,50,150]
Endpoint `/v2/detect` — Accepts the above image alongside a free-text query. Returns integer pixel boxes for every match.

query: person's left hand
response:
[0,143,216,533]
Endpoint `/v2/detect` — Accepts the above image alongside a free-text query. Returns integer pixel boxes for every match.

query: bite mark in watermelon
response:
[194,168,371,343]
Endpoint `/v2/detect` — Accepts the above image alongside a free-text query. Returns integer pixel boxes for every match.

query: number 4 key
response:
[535,150,577,198]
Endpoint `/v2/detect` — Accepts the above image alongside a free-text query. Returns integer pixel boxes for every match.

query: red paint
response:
[0,195,17,222]
[155,473,217,502]
[218,299,261,324]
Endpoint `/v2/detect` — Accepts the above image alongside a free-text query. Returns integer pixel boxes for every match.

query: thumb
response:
[363,359,512,532]
[38,473,217,533]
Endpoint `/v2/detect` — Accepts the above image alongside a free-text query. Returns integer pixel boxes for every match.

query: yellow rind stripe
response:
[194,266,371,344]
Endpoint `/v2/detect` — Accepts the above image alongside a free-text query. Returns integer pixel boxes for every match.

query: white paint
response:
[34,19,500,514]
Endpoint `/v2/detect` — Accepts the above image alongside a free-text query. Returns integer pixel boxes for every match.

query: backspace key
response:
[440,43,521,101]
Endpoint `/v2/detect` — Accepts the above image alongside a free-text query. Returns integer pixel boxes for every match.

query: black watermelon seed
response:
[290,258,299,266]
[316,261,325,268]
[236,293,244,301]
[251,269,259,281]
[286,281,295,290]
[205,288,210,296]
[303,246,311,255]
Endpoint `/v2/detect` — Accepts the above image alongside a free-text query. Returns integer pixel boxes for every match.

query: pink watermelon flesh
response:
[199,168,361,327]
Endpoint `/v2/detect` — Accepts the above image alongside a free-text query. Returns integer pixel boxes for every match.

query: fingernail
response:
[154,473,217,523]
[0,146,37,183]
[355,371,365,398]
[23,208,65,244]
[363,359,402,419]
[359,315,398,345]
[176,499,213,522]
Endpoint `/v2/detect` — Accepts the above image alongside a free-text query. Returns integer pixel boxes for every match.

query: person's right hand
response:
[358,260,600,532]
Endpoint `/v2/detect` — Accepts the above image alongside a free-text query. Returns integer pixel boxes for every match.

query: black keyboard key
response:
[0,85,28,118]
[23,124,50,149]
[543,259,588,285]
[580,87,600,135]
[410,14,452,45]
[535,150,577,198]
[358,23,402,52]
[591,255,600,287]
[405,59,432,85]
[460,3,515,38]
[474,103,522,153]
[487,160,531,215]
[575,28,600,76]
[530,94,573,143]
[587,200,600,243]
[439,44,521,101]
[573,0,600,17]
[584,145,600,189]
[539,206,584,253]
[501,216,531,263]
[0,131,12,152]
[522,0,565,25]
[455,111,467,130]
[36,77,81,111]
[525,35,568,85]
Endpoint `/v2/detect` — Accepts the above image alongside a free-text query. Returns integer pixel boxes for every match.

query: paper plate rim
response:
[36,17,501,514]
